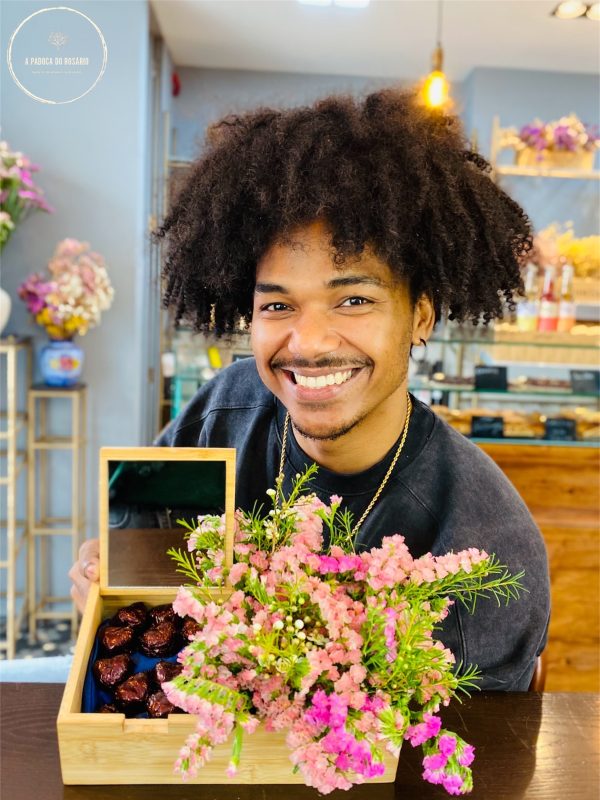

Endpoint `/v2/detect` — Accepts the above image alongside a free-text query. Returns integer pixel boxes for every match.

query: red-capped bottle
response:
[537,266,559,332]
[557,263,576,333]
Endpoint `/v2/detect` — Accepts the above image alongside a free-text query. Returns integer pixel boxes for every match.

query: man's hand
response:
[69,538,99,614]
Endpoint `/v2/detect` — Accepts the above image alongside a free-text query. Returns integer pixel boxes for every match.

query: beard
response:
[290,409,372,442]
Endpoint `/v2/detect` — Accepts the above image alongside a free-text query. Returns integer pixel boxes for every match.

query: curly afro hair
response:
[154,88,531,334]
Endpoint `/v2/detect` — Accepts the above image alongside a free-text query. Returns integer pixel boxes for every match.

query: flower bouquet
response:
[499,114,599,170]
[18,238,114,340]
[0,140,53,251]
[164,466,523,795]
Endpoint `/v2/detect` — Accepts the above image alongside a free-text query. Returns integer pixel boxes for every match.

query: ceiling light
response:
[586,2,600,19]
[422,1,451,110]
[552,2,588,18]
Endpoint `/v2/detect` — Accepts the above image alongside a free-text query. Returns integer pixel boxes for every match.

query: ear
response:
[411,294,435,345]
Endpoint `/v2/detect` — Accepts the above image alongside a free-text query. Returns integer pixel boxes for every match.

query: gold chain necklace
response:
[277,391,412,537]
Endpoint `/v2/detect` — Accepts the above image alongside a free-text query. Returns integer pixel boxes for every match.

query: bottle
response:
[537,266,559,332]
[557,263,576,333]
[516,263,539,332]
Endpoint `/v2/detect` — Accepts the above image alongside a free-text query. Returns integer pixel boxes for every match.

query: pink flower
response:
[457,743,475,766]
[423,752,447,770]
[228,562,249,584]
[438,734,457,758]
[405,713,442,747]
[442,773,466,795]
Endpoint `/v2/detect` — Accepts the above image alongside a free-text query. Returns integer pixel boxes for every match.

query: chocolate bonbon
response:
[151,660,183,686]
[182,617,202,640]
[112,602,148,630]
[99,624,135,656]
[93,653,133,688]
[148,604,177,627]
[146,690,181,718]
[114,672,150,714]
[139,621,179,658]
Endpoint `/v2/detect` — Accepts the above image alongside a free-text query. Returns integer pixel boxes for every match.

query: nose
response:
[287,308,341,360]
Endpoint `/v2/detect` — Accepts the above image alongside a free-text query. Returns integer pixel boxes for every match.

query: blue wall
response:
[1,0,152,608]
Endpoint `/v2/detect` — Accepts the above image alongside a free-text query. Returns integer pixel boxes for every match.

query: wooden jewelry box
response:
[57,447,399,785]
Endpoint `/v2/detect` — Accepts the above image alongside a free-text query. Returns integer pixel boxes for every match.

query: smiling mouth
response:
[282,368,359,388]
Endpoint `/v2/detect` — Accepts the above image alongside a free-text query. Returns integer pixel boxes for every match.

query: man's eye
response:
[261,302,289,312]
[340,297,371,307]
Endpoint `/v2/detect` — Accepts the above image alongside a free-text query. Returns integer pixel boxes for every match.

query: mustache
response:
[271,356,372,370]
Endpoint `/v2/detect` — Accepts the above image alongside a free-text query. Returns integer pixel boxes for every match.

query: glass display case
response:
[409,325,599,446]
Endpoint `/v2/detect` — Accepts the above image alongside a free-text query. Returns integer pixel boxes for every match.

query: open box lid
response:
[99,447,236,597]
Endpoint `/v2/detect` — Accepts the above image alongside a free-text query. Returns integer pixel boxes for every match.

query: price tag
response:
[544,418,577,441]
[471,416,504,438]
[474,366,508,391]
[570,370,600,396]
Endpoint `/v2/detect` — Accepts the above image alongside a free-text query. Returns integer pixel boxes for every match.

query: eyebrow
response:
[254,275,388,294]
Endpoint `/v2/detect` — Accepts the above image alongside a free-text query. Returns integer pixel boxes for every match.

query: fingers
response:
[79,538,100,566]
[69,538,101,615]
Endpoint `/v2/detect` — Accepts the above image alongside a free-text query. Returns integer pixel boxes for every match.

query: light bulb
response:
[423,70,449,108]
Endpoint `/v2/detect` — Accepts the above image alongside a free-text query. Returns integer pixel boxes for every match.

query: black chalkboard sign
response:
[544,418,577,441]
[471,416,504,438]
[474,365,508,391]
[570,370,600,396]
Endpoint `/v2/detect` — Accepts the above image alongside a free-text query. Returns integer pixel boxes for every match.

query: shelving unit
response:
[27,384,87,641]
[0,337,32,659]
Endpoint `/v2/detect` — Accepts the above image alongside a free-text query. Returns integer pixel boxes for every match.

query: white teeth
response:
[293,370,353,388]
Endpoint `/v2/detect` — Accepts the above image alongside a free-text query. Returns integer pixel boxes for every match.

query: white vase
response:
[0,287,11,336]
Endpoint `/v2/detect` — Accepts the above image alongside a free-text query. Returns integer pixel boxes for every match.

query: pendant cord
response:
[277,392,413,537]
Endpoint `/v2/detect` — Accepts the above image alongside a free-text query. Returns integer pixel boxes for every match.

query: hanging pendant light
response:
[422,0,450,109]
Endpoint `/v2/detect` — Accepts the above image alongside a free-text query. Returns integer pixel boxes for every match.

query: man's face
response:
[251,221,425,443]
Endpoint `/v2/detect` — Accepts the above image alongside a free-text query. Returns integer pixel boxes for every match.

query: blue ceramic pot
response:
[39,339,84,387]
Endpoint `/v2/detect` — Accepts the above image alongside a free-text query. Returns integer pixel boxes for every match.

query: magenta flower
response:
[457,743,475,766]
[438,734,458,758]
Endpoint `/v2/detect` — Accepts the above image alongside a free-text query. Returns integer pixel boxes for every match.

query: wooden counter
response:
[478,442,600,693]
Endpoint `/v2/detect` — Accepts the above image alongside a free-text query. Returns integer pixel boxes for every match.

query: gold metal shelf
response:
[494,165,600,181]
[0,339,32,659]
[28,384,87,642]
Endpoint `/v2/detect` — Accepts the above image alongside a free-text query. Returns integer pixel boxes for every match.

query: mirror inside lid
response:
[99,447,236,591]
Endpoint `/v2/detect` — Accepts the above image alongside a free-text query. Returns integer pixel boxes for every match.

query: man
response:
[71,89,549,691]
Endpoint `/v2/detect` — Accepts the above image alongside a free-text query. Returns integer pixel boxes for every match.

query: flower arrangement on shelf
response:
[18,238,114,340]
[0,140,53,250]
[534,223,600,280]
[500,115,599,170]
[164,466,523,796]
